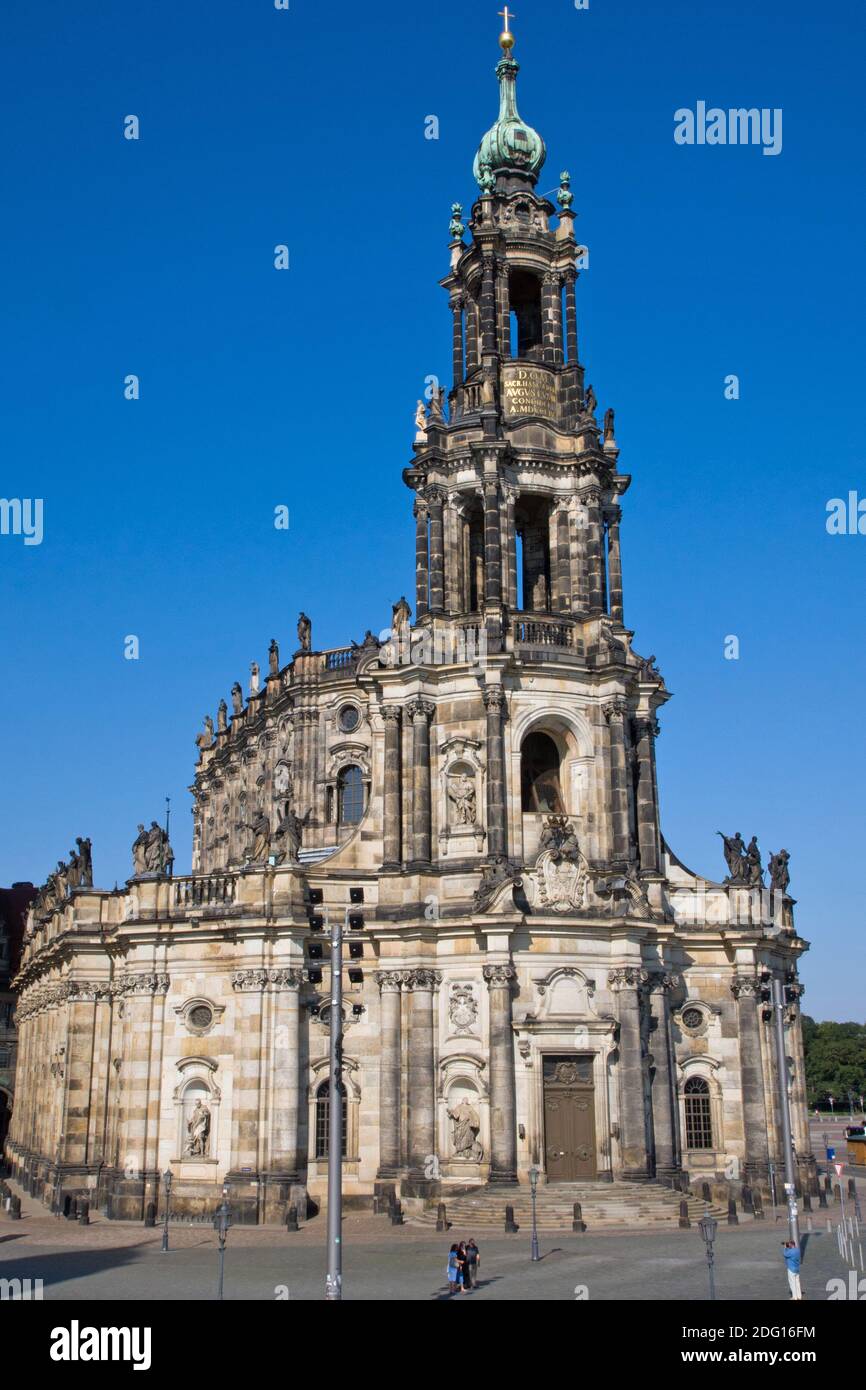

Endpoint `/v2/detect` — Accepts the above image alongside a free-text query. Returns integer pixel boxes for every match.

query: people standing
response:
[781,1241,802,1300]
[446,1244,461,1295]
[465,1238,480,1288]
[457,1242,471,1294]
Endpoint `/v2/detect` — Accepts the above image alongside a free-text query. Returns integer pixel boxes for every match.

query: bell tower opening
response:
[515,495,551,613]
[520,731,564,813]
[510,269,543,360]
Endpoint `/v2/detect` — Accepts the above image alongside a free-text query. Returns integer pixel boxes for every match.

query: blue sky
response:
[1,0,863,1018]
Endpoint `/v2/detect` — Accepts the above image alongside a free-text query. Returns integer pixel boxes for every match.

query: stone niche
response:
[438,737,485,857]
[437,1056,489,1183]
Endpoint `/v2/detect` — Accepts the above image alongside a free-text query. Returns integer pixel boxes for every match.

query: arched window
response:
[521,732,564,813]
[510,269,543,359]
[684,1077,713,1150]
[338,765,364,824]
[315,1081,347,1159]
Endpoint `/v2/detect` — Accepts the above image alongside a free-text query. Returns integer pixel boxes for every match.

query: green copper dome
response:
[473,53,546,191]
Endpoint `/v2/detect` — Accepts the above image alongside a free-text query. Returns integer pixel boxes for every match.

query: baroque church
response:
[7,24,812,1224]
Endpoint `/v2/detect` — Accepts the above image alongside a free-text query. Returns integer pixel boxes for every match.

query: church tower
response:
[403,14,665,889]
[8,17,811,1226]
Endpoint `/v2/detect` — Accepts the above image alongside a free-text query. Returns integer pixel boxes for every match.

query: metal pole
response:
[706,1240,716,1301]
[530,1169,540,1262]
[771,975,800,1248]
[161,1171,171,1252]
[325,909,343,1301]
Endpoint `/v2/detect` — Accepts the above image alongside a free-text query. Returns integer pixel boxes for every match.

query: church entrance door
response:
[543,1055,597,1181]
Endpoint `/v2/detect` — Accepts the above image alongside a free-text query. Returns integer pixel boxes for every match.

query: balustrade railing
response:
[173,874,236,908]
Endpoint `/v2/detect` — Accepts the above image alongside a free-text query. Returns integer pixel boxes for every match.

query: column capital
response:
[731,973,763,1000]
[380,704,403,725]
[483,962,517,987]
[404,968,442,991]
[407,697,435,724]
[231,967,303,992]
[633,715,660,740]
[375,969,406,993]
[423,485,446,508]
[603,697,628,724]
[648,970,682,994]
[413,498,428,521]
[482,685,506,714]
[608,966,648,991]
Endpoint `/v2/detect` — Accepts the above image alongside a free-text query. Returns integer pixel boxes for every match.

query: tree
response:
[802,1016,866,1108]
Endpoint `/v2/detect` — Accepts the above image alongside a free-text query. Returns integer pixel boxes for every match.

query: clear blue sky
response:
[1,0,863,1018]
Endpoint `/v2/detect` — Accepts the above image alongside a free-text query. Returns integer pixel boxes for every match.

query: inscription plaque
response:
[502,365,558,420]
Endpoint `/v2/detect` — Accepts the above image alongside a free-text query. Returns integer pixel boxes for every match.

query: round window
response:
[681,1007,703,1030]
[188,1005,213,1031]
[338,706,360,733]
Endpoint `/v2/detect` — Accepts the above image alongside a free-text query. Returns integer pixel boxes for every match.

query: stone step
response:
[411,1182,730,1230]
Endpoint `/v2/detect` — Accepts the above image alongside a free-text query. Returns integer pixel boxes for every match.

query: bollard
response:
[504,1203,518,1233]
[572,1201,586,1233]
[435,1203,448,1233]
[753,1190,765,1220]
[144,1202,156,1228]
[389,1200,403,1226]
[741,1184,754,1214]
[678,1199,691,1229]
[802,1191,812,1212]
[9,1196,21,1220]
[285,1203,299,1233]
[848,1178,857,1201]
[701,1182,712,1204]
[77,1200,90,1227]
[727,1197,739,1225]
[818,1187,828,1209]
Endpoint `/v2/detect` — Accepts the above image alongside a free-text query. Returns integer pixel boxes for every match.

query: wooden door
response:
[543,1056,597,1180]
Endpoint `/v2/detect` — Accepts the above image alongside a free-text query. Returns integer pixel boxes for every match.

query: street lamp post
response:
[698,1214,718,1300]
[213,1183,232,1300]
[770,975,801,1250]
[161,1168,173,1253]
[325,908,344,1302]
[529,1165,540,1262]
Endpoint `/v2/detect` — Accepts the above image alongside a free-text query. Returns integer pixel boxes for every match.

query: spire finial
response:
[498,6,515,53]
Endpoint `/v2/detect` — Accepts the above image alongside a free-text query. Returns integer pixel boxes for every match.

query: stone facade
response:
[6,33,812,1221]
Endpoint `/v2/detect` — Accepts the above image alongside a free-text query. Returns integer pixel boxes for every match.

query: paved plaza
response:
[0,1186,858,1302]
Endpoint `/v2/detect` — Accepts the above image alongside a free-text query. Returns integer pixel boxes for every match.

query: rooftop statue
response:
[297,613,312,652]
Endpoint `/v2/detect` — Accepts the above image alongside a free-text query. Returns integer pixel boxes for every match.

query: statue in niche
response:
[268,638,280,675]
[768,849,791,895]
[217,699,228,733]
[447,772,477,826]
[196,715,214,750]
[249,661,260,695]
[76,837,93,886]
[247,809,271,864]
[448,1098,483,1160]
[297,613,312,652]
[186,1100,211,1158]
[718,831,747,884]
[231,682,243,715]
[132,824,148,876]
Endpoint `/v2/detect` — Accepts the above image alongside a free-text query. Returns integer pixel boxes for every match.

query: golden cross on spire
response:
[498,6,516,52]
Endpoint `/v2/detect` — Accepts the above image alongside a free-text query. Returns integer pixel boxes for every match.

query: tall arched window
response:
[315,1081,347,1159]
[521,731,564,813]
[684,1077,713,1150]
[338,765,364,824]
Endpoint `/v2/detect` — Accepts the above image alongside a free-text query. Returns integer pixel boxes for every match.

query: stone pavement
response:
[0,1181,857,1301]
